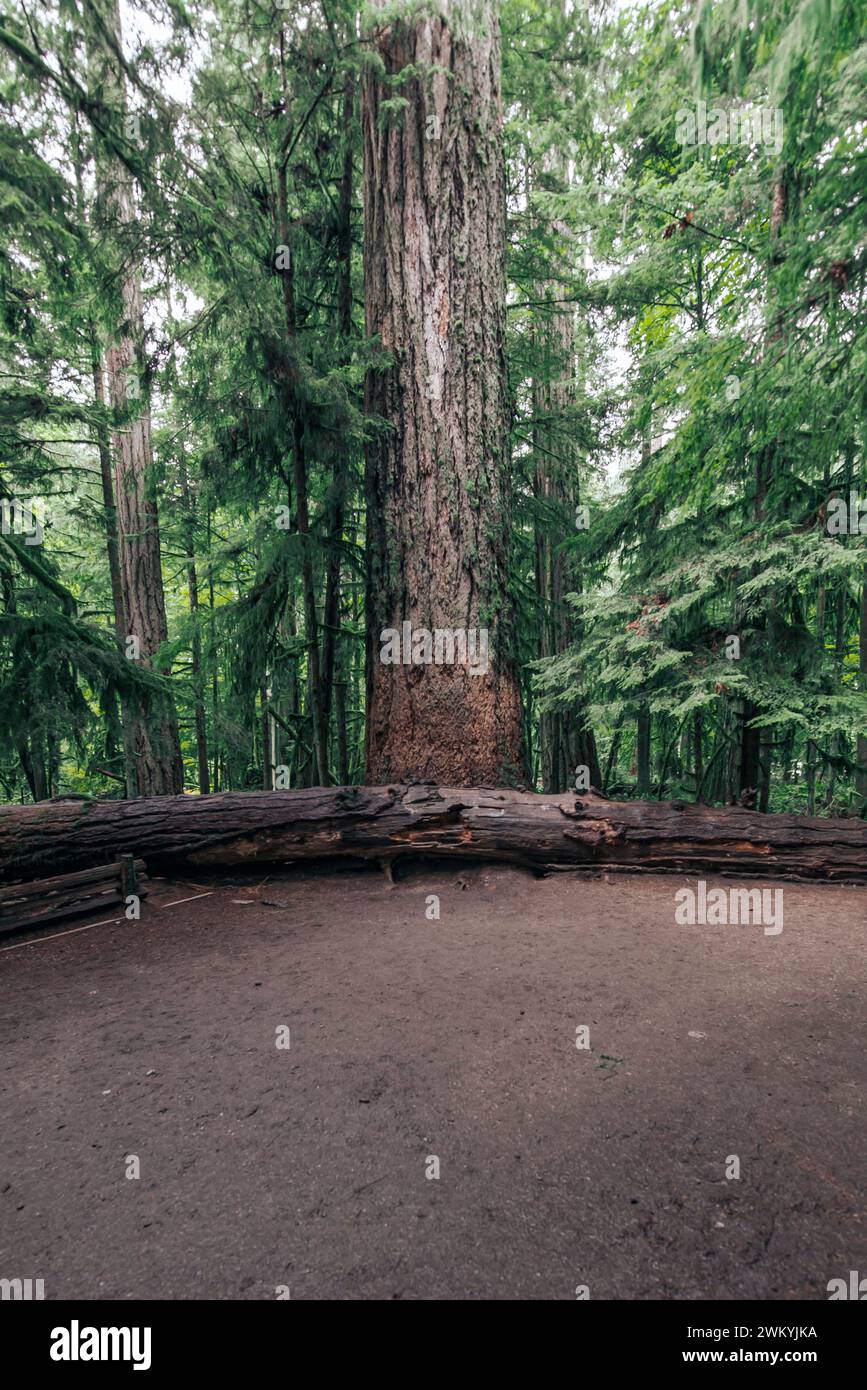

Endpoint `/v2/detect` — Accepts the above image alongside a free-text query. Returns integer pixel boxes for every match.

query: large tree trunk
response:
[858,571,867,806]
[362,2,524,785]
[93,0,183,796]
[1,786,864,885]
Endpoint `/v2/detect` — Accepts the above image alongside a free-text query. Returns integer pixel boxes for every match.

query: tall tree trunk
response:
[72,112,132,790]
[260,683,272,791]
[758,729,772,812]
[739,169,789,803]
[206,507,220,793]
[808,555,828,814]
[276,159,330,786]
[362,2,524,783]
[858,572,867,807]
[531,140,599,794]
[636,703,652,797]
[90,350,126,645]
[180,465,209,795]
[738,707,761,801]
[693,709,703,796]
[91,327,137,793]
[93,0,183,796]
[16,734,48,803]
[600,712,624,795]
[824,582,848,807]
[320,74,355,753]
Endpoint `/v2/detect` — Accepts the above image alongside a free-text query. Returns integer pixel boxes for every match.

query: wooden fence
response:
[0,855,147,936]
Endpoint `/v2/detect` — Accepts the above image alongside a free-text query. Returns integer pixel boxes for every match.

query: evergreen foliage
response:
[0,0,864,812]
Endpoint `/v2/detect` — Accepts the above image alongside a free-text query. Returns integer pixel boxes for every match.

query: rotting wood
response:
[0,788,864,885]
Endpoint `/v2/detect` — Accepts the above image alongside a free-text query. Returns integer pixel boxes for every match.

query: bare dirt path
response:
[1,865,865,1300]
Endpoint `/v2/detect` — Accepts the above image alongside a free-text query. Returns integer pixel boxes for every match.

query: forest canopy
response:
[0,0,865,816]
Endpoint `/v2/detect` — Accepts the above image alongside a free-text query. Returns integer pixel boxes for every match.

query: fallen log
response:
[0,785,865,884]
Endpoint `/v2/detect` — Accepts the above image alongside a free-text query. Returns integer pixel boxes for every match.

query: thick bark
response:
[362,2,524,784]
[94,0,183,796]
[858,573,867,804]
[1,786,864,885]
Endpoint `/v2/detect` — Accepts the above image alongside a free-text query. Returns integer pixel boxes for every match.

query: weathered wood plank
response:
[0,893,127,936]
[0,859,149,935]
[0,859,146,904]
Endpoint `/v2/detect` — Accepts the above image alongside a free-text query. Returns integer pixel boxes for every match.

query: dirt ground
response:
[1,861,865,1301]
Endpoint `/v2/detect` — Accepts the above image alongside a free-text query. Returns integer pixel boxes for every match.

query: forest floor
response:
[1,862,865,1301]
